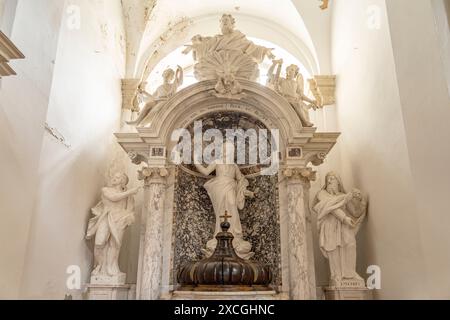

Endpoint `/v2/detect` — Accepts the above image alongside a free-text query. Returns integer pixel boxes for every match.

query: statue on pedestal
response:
[267,60,321,127]
[195,142,256,260]
[183,14,276,97]
[127,66,184,127]
[313,172,368,288]
[86,173,140,285]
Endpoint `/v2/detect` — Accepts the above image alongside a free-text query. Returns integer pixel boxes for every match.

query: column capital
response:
[138,166,169,186]
[283,167,317,184]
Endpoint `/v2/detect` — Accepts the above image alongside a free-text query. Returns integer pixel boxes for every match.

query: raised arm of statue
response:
[266,59,283,88]
[175,65,184,88]
[194,161,217,177]
[296,74,321,110]
[102,187,140,202]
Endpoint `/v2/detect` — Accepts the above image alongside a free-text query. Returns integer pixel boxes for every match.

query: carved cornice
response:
[0,31,25,78]
[138,166,169,185]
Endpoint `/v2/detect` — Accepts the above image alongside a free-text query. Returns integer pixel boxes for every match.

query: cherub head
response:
[111,173,129,190]
[162,68,175,83]
[220,14,236,35]
[191,34,204,45]
[286,64,300,80]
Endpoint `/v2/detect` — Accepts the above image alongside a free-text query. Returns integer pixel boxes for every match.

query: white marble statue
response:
[86,173,140,285]
[184,14,276,82]
[195,142,256,260]
[313,172,368,288]
[127,66,184,126]
[267,60,321,127]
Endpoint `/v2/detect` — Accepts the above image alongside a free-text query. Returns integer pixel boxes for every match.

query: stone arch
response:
[136,79,305,153]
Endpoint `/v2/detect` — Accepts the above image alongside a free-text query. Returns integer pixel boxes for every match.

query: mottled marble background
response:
[171,168,282,287]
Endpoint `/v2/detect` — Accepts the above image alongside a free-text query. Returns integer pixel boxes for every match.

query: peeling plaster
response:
[44,123,71,149]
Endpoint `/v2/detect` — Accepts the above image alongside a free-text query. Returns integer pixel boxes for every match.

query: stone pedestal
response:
[87,284,133,300]
[171,291,287,300]
[324,287,373,300]
[90,273,126,286]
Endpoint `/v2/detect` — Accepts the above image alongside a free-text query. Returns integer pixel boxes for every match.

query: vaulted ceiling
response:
[121,0,332,81]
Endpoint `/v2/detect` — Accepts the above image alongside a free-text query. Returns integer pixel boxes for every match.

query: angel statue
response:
[313,172,368,288]
[267,60,321,127]
[195,141,256,260]
[127,66,184,127]
[86,173,141,284]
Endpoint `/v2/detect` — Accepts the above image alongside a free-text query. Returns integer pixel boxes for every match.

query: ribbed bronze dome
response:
[177,214,272,291]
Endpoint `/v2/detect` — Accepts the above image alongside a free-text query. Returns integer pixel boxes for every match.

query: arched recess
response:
[133,13,320,81]
[133,80,302,152]
[116,79,339,169]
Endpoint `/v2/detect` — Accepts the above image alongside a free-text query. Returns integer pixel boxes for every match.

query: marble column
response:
[283,167,317,300]
[137,167,168,300]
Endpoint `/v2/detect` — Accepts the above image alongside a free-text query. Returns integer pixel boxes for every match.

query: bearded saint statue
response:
[313,172,368,288]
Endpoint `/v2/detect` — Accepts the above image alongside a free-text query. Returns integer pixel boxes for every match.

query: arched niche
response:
[117,79,339,168]
[171,110,283,289]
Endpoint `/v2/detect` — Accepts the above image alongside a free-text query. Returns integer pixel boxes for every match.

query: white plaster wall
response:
[331,0,450,299]
[16,0,127,299]
[385,0,450,299]
[0,0,66,299]
[331,0,426,299]
[0,0,18,36]
[431,0,450,95]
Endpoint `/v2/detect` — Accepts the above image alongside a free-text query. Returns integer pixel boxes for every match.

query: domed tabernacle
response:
[177,212,273,291]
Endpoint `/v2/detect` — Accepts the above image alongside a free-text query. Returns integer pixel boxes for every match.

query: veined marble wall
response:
[171,168,282,287]
[170,112,282,288]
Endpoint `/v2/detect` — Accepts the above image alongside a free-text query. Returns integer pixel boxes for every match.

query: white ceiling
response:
[123,0,330,78]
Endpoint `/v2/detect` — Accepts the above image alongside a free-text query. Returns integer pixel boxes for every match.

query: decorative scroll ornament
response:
[283,167,317,183]
[138,166,169,184]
